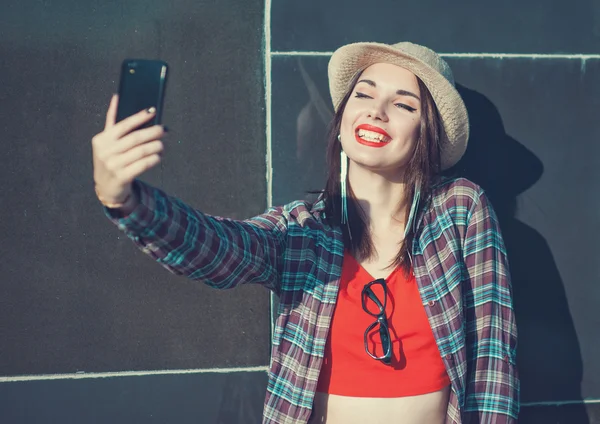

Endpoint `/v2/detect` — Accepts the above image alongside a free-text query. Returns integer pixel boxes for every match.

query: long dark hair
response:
[322,73,444,272]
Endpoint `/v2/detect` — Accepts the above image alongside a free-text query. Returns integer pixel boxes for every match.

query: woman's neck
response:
[347,164,409,234]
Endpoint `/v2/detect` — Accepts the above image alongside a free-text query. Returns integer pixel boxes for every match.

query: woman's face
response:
[339,62,422,177]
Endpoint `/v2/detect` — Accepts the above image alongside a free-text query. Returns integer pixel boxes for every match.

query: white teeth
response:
[357,129,389,143]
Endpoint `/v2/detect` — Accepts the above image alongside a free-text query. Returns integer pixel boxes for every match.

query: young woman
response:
[92,41,519,423]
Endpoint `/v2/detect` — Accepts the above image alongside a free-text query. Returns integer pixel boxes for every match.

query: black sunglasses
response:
[361,278,392,365]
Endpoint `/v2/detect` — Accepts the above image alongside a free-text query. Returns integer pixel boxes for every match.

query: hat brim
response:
[328,42,469,170]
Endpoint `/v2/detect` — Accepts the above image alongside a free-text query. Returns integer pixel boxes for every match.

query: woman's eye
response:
[395,103,417,112]
[354,92,371,99]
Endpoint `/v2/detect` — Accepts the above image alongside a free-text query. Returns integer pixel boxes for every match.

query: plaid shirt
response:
[107,177,519,423]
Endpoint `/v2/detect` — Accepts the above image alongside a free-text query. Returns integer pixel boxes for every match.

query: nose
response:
[367,100,388,122]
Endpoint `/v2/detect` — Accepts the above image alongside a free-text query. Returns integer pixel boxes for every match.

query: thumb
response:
[104,94,118,129]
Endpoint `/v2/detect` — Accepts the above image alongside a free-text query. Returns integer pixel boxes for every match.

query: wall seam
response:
[264,0,277,353]
[0,366,270,382]
[270,51,600,59]
[2,368,599,409]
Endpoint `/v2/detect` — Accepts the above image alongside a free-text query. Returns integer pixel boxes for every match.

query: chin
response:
[349,151,406,168]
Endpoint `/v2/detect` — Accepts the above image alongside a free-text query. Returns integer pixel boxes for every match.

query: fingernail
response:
[147,107,156,114]
[163,125,169,133]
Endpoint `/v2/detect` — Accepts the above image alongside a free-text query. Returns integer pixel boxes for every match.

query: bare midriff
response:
[308,386,450,424]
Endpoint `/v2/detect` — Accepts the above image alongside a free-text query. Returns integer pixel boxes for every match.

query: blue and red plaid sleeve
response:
[462,189,520,422]
[105,180,287,292]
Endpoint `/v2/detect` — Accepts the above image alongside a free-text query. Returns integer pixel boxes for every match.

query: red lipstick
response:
[354,124,391,148]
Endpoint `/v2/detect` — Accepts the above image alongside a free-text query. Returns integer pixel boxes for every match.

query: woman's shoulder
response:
[430,177,485,208]
[423,177,490,228]
[414,178,492,245]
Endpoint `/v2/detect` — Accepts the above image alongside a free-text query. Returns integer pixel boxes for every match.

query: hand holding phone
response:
[91,59,169,210]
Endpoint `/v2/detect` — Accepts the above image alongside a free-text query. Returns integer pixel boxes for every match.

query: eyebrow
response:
[357,79,421,101]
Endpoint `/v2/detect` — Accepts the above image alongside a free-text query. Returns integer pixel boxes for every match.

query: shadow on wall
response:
[447,85,589,424]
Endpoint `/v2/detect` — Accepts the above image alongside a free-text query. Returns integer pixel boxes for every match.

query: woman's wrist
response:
[95,183,139,215]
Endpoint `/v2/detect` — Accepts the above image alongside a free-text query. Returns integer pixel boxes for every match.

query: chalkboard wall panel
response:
[0,371,267,424]
[271,0,600,54]
[0,0,270,375]
[270,55,599,403]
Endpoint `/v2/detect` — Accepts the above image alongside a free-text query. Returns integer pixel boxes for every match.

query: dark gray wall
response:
[271,0,600,54]
[1,0,269,422]
[1,0,600,423]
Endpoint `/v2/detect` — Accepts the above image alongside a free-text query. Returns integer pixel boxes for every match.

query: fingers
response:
[108,107,159,139]
[94,123,165,164]
[120,153,162,183]
[97,139,163,187]
[104,94,118,129]
[104,124,166,155]
[106,140,164,171]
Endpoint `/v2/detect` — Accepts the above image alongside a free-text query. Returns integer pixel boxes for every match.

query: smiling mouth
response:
[356,129,391,144]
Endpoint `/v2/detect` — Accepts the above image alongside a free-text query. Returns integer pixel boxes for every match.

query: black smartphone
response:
[116,59,168,128]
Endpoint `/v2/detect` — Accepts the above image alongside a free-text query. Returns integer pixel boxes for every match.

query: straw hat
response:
[328,41,470,170]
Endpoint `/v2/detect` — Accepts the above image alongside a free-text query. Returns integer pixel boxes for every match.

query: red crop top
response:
[316,251,450,397]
